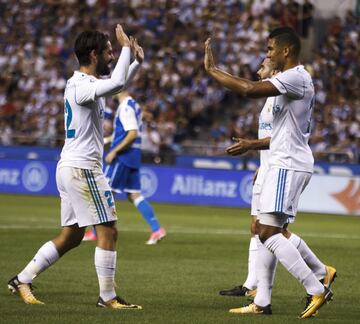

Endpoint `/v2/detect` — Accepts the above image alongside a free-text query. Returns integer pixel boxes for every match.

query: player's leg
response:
[231,169,333,317]
[125,167,166,245]
[243,216,259,291]
[257,169,332,318]
[8,167,86,304]
[88,168,141,309]
[229,219,277,314]
[127,191,166,244]
[219,216,258,297]
[283,226,336,288]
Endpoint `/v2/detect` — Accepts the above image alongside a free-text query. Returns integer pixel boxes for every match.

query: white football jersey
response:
[256,96,274,186]
[58,71,106,169]
[57,47,140,170]
[268,65,314,172]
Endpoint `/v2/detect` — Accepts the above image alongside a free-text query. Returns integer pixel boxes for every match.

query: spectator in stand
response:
[0,0,359,163]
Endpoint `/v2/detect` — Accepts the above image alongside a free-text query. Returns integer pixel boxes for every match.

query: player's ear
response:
[283,46,290,58]
[89,49,97,64]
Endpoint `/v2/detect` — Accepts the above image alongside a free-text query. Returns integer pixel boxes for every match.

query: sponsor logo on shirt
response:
[259,123,272,130]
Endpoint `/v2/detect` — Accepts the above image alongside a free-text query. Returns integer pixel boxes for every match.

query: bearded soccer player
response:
[8,25,143,309]
[205,27,335,318]
[219,58,336,306]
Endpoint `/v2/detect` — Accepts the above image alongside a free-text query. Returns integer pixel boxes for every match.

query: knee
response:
[112,226,118,243]
[250,221,257,236]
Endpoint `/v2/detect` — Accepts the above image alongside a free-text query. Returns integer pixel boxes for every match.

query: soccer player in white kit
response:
[8,25,143,309]
[205,27,334,318]
[219,59,336,301]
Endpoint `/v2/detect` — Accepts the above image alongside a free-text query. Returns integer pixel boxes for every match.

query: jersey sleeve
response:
[269,69,305,99]
[75,79,97,105]
[119,102,139,131]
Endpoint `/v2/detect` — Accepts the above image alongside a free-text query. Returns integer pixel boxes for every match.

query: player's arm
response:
[123,37,144,89]
[93,25,132,98]
[104,135,113,145]
[105,130,137,164]
[204,38,280,99]
[226,137,270,156]
[107,37,144,95]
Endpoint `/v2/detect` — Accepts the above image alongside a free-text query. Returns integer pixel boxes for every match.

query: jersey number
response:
[105,191,114,207]
[65,99,76,139]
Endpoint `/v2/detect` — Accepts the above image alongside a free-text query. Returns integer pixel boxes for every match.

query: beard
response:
[96,55,111,76]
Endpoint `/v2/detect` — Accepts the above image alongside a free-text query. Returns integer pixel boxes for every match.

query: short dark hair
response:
[269,27,301,58]
[74,31,109,66]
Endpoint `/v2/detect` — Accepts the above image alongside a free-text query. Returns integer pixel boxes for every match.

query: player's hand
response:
[204,38,216,72]
[225,137,250,156]
[115,24,130,47]
[130,36,144,64]
[105,150,117,164]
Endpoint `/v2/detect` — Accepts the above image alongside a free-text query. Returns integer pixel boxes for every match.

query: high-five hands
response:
[130,36,144,64]
[204,38,216,72]
[115,24,130,47]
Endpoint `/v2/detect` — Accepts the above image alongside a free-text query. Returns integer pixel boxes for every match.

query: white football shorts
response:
[250,165,268,217]
[259,167,312,221]
[56,166,117,227]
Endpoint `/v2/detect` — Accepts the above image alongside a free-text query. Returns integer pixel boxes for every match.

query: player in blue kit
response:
[104,90,166,245]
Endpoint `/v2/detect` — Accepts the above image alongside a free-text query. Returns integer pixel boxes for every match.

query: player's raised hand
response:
[204,38,216,72]
[115,24,130,47]
[225,137,251,156]
[130,36,144,64]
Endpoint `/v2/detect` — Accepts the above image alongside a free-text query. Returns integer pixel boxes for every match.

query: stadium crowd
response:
[0,0,359,163]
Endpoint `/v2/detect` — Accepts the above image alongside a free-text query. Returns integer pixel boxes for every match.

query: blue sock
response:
[134,196,160,232]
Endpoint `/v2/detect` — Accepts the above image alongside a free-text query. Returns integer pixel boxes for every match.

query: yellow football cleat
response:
[96,296,142,309]
[8,276,44,305]
[299,287,333,319]
[229,302,272,315]
[322,265,337,288]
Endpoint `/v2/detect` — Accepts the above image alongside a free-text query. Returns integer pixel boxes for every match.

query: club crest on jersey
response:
[272,104,281,115]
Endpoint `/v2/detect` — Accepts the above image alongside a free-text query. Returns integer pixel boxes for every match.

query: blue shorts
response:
[104,161,141,193]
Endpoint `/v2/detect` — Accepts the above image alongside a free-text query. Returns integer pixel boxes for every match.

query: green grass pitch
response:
[0,194,359,323]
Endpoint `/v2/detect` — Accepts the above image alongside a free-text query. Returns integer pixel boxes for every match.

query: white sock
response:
[254,235,278,307]
[18,241,59,283]
[264,233,324,296]
[243,237,258,290]
[289,233,326,280]
[95,247,117,302]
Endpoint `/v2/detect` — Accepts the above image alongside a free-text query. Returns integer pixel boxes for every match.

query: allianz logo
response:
[0,162,48,192]
[171,175,245,199]
[0,169,20,185]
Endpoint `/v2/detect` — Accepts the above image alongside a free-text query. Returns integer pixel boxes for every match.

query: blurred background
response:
[0,0,359,214]
[1,0,359,161]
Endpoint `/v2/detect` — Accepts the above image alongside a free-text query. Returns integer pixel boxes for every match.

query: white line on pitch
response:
[0,224,359,240]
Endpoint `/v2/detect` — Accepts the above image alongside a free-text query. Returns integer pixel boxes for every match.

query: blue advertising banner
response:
[136,166,253,207]
[0,159,58,195]
[0,159,253,208]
